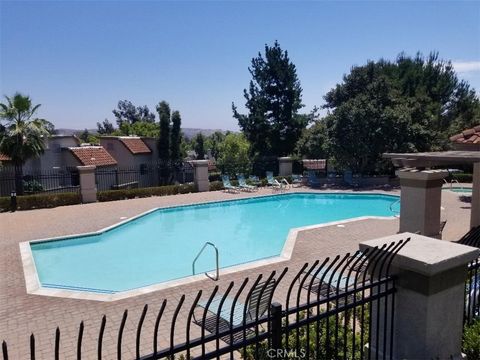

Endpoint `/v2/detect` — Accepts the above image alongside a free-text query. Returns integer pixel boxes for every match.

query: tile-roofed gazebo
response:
[119,137,151,154]
[0,153,11,161]
[69,146,117,167]
[450,125,480,150]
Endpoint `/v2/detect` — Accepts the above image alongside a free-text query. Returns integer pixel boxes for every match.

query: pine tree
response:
[170,110,182,162]
[156,101,171,163]
[232,41,309,157]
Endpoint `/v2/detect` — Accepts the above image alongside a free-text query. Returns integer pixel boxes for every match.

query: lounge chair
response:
[249,175,261,187]
[307,170,321,188]
[292,174,303,187]
[222,175,240,193]
[237,174,257,192]
[193,280,275,343]
[266,171,283,191]
[454,225,480,248]
[343,170,359,188]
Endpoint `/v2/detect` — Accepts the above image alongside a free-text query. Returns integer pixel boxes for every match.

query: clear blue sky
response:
[1,1,479,131]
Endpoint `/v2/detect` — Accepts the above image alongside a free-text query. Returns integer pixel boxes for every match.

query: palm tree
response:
[0,93,52,195]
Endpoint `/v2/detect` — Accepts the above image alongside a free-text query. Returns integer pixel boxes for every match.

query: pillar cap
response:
[278,157,293,162]
[395,168,448,181]
[77,165,96,172]
[360,232,479,276]
[190,160,209,167]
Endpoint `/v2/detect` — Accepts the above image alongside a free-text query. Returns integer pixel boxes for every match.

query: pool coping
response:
[20,191,399,302]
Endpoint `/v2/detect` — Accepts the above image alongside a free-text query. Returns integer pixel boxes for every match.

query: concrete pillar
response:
[396,168,448,237]
[191,160,209,192]
[278,157,293,177]
[470,162,480,228]
[360,233,479,360]
[77,165,97,203]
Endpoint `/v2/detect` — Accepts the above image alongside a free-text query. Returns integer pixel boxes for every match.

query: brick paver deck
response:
[0,187,471,359]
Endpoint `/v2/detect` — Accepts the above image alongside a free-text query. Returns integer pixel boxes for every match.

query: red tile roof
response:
[0,153,11,161]
[69,147,117,167]
[119,137,151,154]
[450,125,480,144]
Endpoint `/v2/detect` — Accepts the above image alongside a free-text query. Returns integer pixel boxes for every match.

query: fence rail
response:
[0,168,80,197]
[95,162,194,192]
[2,240,408,360]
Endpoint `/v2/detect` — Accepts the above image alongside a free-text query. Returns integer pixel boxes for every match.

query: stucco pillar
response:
[360,233,479,360]
[77,165,97,203]
[396,168,448,237]
[470,162,480,228]
[278,157,293,177]
[191,160,209,192]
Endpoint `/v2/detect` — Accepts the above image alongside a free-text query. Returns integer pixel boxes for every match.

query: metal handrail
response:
[192,242,219,281]
[389,199,400,217]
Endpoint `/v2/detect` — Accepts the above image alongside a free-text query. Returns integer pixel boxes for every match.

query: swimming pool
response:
[443,187,472,193]
[28,193,399,294]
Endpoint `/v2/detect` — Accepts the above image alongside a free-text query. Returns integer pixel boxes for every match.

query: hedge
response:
[0,192,81,212]
[97,183,196,202]
[453,173,473,183]
[463,318,480,360]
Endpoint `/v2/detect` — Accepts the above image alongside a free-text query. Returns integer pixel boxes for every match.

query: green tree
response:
[205,131,226,160]
[157,101,171,163]
[112,100,155,127]
[97,119,115,135]
[113,121,159,137]
[323,52,480,174]
[170,110,182,162]
[0,93,51,194]
[232,41,311,157]
[79,129,90,143]
[217,133,251,175]
[296,121,328,159]
[194,133,205,160]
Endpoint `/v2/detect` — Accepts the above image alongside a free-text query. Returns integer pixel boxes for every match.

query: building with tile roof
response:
[450,125,480,151]
[65,146,118,167]
[99,136,158,168]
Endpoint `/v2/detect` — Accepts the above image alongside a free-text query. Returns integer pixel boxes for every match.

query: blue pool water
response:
[31,193,399,293]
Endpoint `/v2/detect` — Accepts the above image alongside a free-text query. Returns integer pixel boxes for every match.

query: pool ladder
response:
[192,242,219,281]
[389,199,400,217]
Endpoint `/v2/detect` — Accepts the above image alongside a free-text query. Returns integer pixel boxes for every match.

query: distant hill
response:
[54,128,226,138]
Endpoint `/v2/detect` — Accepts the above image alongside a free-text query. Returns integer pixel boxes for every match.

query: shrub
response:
[97,183,196,202]
[209,181,224,191]
[208,172,222,182]
[23,179,44,193]
[454,173,473,183]
[0,192,81,212]
[463,319,480,360]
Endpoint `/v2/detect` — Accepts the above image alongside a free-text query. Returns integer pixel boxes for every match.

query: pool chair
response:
[193,280,275,343]
[237,174,257,192]
[307,170,321,188]
[455,225,480,248]
[222,175,240,193]
[249,175,261,187]
[292,174,304,187]
[343,170,360,188]
[266,171,290,191]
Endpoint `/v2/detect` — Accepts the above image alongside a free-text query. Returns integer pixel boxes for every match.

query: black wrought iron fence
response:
[1,240,408,360]
[95,162,194,191]
[215,158,279,178]
[457,225,480,325]
[0,168,80,197]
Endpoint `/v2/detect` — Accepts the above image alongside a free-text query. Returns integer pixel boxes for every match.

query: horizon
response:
[1,1,479,131]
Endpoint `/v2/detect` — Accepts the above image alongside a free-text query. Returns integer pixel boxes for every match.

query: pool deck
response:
[0,187,471,359]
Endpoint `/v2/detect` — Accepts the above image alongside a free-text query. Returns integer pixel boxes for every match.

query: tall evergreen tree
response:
[232,41,310,157]
[156,101,171,163]
[194,133,205,160]
[170,110,182,162]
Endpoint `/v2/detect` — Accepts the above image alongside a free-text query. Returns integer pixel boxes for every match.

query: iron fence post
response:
[271,302,282,357]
